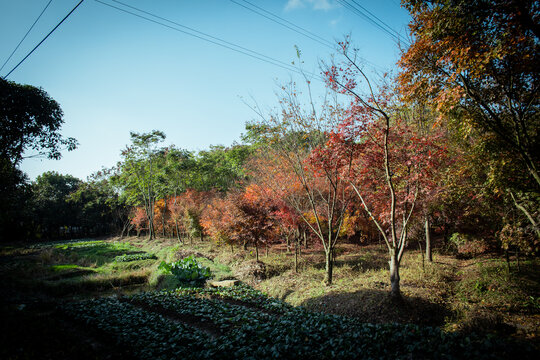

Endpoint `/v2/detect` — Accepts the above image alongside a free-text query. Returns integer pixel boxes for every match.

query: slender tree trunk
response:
[324,249,334,285]
[255,243,259,262]
[389,250,401,298]
[161,215,165,237]
[425,215,433,262]
[286,234,291,253]
[230,243,234,253]
[174,220,182,244]
[509,190,540,238]
[418,240,425,273]
[294,239,299,273]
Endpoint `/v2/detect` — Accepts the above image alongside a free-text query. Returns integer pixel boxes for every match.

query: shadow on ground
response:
[301,287,450,327]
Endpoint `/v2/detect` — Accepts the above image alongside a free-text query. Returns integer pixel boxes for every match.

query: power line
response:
[2,0,85,79]
[96,0,325,81]
[337,0,410,46]
[349,0,410,46]
[338,0,399,43]
[229,0,385,71]
[230,0,334,48]
[350,0,405,39]
[0,0,54,74]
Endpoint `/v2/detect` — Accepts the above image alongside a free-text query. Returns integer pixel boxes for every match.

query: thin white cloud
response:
[311,0,334,11]
[330,18,340,26]
[285,0,305,11]
[285,0,336,12]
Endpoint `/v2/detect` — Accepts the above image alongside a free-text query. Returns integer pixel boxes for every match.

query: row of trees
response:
[1,0,537,299]
[113,0,538,298]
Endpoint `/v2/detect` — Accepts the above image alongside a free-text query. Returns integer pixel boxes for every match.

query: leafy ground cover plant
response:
[159,256,211,286]
[115,253,157,262]
[59,286,536,359]
[60,297,212,359]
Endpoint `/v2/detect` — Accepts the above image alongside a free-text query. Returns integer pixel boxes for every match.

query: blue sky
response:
[0,0,411,180]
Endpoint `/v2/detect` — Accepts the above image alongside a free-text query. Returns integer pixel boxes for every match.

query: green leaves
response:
[58,285,535,359]
[115,253,157,262]
[159,256,211,286]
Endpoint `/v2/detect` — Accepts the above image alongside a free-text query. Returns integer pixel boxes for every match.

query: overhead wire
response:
[229,0,385,72]
[349,0,409,45]
[337,0,410,46]
[230,0,334,48]
[2,0,85,79]
[0,0,54,74]
[96,0,325,82]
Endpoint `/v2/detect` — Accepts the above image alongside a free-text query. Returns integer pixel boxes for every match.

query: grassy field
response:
[0,236,538,358]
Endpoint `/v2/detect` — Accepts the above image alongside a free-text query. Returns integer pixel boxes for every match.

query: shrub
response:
[158,256,211,287]
[449,233,489,258]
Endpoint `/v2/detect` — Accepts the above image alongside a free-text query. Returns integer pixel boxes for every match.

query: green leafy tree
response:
[31,171,82,239]
[68,175,127,237]
[0,79,77,241]
[115,130,166,240]
[0,159,31,241]
[0,78,77,164]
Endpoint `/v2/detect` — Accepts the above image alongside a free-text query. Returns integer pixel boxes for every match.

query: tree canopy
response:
[0,78,77,165]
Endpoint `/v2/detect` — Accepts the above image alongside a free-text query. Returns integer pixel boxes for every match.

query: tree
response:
[250,81,353,285]
[0,78,77,165]
[68,176,124,237]
[399,0,539,233]
[194,144,252,191]
[201,194,239,251]
[324,41,445,297]
[234,184,278,261]
[115,130,166,240]
[0,159,31,241]
[0,79,77,241]
[31,171,82,239]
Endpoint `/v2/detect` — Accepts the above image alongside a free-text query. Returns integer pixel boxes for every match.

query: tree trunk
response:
[286,234,291,253]
[324,249,334,286]
[255,243,259,262]
[425,215,432,262]
[509,190,540,238]
[174,220,182,244]
[294,239,299,273]
[161,215,165,237]
[389,251,401,298]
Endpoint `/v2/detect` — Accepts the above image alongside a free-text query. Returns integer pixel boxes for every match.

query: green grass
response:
[194,256,233,281]
[50,264,81,271]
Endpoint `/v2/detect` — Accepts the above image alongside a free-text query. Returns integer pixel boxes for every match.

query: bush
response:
[449,233,489,258]
[158,256,211,287]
